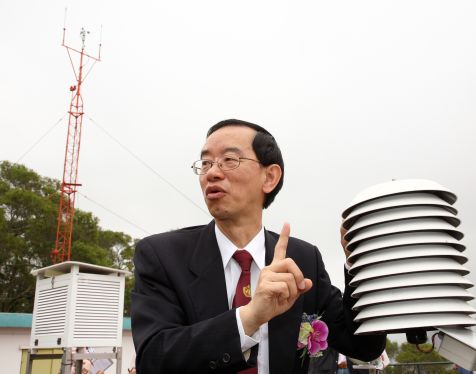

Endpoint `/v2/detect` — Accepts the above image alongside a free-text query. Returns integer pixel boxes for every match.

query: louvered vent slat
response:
[73,277,121,340]
[36,306,68,315]
[33,285,68,336]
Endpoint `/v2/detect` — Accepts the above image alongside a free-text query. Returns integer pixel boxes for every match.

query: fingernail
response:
[298,280,305,290]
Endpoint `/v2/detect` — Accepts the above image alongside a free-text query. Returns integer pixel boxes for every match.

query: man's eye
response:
[202,160,213,167]
[222,157,238,166]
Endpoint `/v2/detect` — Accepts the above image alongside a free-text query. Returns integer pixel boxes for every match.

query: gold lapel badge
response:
[243,284,251,298]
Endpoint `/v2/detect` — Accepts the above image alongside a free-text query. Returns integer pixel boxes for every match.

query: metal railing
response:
[385,361,454,373]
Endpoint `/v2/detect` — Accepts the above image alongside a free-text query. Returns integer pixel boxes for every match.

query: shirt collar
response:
[215,223,265,270]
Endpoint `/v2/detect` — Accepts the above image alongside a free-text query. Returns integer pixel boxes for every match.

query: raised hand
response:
[240,223,313,336]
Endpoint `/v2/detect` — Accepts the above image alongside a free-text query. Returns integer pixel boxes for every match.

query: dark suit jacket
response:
[131,221,386,374]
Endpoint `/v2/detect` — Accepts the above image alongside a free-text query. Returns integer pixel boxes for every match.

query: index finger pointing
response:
[273,222,290,263]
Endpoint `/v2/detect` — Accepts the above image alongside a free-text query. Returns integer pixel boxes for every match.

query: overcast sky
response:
[1,1,475,337]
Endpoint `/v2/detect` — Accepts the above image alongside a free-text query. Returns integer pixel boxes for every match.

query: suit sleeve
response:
[131,238,251,374]
[313,247,387,362]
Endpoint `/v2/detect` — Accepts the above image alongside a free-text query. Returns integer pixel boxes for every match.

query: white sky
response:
[1,0,475,340]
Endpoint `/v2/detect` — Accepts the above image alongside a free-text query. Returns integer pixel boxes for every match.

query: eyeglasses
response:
[191,156,260,175]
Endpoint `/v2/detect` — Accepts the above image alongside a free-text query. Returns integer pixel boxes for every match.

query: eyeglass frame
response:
[191,156,261,175]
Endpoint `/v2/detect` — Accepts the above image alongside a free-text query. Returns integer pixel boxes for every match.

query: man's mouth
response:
[205,186,226,199]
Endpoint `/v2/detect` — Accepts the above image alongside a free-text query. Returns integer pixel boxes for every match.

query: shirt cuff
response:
[235,307,261,354]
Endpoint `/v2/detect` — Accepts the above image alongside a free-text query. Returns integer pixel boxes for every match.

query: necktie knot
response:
[233,249,253,272]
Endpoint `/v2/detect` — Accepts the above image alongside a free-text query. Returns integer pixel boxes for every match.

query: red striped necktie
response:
[233,249,258,374]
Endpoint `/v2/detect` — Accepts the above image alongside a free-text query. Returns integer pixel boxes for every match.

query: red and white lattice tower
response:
[51,26,101,263]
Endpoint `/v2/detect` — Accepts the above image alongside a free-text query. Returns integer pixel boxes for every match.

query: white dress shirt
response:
[215,224,269,374]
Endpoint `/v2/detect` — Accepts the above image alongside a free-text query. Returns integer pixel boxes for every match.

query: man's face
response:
[199,126,265,221]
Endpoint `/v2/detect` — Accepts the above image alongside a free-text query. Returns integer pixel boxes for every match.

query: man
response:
[131,119,386,374]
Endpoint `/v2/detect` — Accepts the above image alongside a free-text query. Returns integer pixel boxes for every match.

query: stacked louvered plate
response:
[342,179,476,335]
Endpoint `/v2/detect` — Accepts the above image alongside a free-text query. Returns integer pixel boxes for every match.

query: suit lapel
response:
[265,229,304,374]
[187,221,230,321]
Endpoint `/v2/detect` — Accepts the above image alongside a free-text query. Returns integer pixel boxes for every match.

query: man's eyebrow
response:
[200,147,243,158]
[223,147,242,154]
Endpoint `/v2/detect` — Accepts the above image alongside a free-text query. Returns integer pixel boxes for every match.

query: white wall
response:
[1,327,30,374]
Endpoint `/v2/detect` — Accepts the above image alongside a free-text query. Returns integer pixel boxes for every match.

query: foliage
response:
[386,337,399,361]
[0,161,136,315]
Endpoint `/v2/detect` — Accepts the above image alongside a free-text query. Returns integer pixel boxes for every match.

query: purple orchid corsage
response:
[297,313,328,363]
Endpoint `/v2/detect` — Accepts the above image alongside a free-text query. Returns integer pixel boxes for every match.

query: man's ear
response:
[262,164,282,194]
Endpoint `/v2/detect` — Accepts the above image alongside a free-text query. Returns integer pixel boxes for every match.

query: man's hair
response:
[206,119,284,209]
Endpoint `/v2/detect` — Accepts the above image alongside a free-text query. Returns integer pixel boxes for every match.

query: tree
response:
[0,161,136,315]
[384,339,456,374]
[396,342,454,373]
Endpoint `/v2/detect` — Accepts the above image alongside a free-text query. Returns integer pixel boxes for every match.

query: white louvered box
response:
[30,261,130,348]
[342,179,475,335]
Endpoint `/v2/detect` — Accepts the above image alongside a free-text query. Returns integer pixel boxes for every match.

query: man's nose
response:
[206,162,224,179]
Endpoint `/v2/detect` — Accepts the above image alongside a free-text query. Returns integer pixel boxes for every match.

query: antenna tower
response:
[51,20,102,263]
